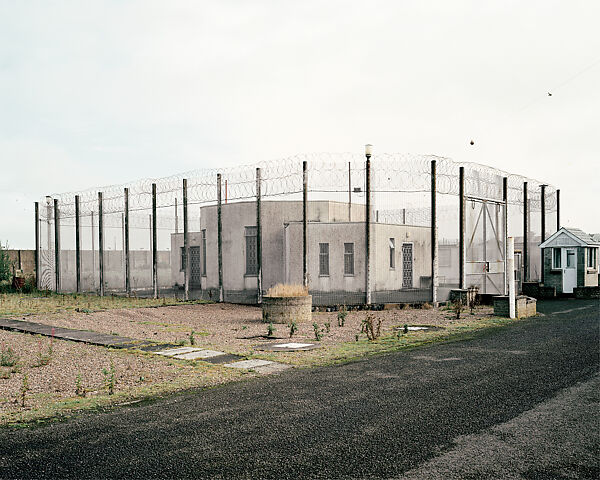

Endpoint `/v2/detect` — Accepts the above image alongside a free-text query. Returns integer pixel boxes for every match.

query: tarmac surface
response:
[0,299,598,479]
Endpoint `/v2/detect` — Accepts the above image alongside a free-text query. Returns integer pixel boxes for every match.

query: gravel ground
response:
[18,302,494,356]
[0,329,244,424]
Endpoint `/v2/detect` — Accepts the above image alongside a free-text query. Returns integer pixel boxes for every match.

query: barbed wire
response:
[41,152,557,219]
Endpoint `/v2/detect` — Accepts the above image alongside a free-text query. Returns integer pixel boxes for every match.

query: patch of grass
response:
[0,292,211,317]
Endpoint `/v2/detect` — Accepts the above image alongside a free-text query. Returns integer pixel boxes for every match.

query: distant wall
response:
[5,250,36,276]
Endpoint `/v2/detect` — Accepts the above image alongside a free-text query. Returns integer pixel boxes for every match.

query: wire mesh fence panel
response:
[57,198,76,293]
[38,203,54,291]
[38,152,558,303]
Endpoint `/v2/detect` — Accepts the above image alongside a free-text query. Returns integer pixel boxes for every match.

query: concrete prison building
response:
[170,200,431,305]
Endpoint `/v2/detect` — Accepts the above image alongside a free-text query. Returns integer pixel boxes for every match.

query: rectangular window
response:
[201,230,207,276]
[319,243,329,276]
[180,247,186,272]
[566,249,575,268]
[245,226,258,275]
[344,243,354,276]
[552,248,561,269]
[389,238,395,269]
[588,247,598,269]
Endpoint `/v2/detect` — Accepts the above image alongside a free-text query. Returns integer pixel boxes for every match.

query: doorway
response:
[562,248,577,293]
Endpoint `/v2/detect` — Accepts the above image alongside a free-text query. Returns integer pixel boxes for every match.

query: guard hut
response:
[539,227,600,296]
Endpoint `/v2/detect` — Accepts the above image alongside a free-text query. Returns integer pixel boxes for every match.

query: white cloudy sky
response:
[1,0,598,248]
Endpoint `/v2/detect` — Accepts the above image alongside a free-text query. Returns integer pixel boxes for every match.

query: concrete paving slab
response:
[253,362,293,375]
[223,359,274,369]
[154,347,200,357]
[256,341,320,352]
[202,353,244,364]
[172,350,226,360]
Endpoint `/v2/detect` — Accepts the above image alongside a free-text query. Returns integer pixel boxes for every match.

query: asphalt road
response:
[1,299,598,479]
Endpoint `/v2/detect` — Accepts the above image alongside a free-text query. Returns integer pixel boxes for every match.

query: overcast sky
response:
[1,0,598,248]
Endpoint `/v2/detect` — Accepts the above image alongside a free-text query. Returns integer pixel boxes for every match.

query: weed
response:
[360,313,383,341]
[422,302,433,310]
[452,300,463,320]
[34,339,52,367]
[313,323,323,341]
[265,284,309,297]
[324,322,331,334]
[176,339,186,346]
[75,374,86,397]
[355,334,359,342]
[189,330,196,346]
[337,306,348,327]
[102,362,116,395]
[0,343,19,367]
[267,323,276,337]
[288,321,298,338]
[20,374,29,407]
[404,324,408,334]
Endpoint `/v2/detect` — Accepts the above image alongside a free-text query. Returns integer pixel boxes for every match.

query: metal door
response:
[562,248,577,293]
[402,243,413,288]
[190,246,202,288]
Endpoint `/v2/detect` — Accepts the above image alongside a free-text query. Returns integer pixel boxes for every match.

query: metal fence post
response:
[34,202,40,290]
[459,166,465,290]
[541,184,546,284]
[348,161,352,222]
[556,189,560,230]
[365,146,372,305]
[53,199,60,293]
[183,179,190,301]
[523,181,529,283]
[256,168,263,303]
[303,161,308,288]
[98,192,104,297]
[175,197,178,234]
[124,187,131,296]
[503,177,508,295]
[217,174,224,302]
[431,160,438,305]
[75,195,81,293]
[152,183,158,299]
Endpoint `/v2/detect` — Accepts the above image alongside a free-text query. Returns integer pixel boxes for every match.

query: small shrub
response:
[404,324,408,334]
[422,302,433,310]
[34,339,52,367]
[267,323,276,337]
[265,284,309,297]
[360,313,383,341]
[324,322,330,334]
[288,321,298,338]
[75,373,86,397]
[102,362,116,395]
[20,374,29,407]
[452,300,463,320]
[189,330,196,346]
[337,306,348,327]
[0,343,19,367]
[313,323,323,341]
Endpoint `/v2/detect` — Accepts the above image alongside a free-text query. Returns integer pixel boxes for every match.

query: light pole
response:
[365,144,372,305]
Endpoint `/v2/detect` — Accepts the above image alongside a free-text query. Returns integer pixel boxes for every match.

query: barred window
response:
[389,238,395,269]
[245,226,258,275]
[201,229,207,276]
[344,243,354,276]
[319,243,329,276]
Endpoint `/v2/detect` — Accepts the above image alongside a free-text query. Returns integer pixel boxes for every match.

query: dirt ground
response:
[17,302,494,357]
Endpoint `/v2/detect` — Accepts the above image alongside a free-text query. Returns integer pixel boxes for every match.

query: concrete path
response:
[0,317,290,371]
[0,317,154,349]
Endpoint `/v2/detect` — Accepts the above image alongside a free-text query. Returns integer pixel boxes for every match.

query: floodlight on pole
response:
[365,144,373,158]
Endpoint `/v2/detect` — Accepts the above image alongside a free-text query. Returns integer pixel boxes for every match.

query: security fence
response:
[35,151,558,306]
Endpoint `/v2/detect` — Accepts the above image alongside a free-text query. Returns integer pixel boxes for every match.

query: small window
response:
[180,247,186,272]
[566,250,575,268]
[552,248,561,269]
[201,230,207,276]
[319,243,329,276]
[344,243,354,276]
[588,247,598,269]
[245,226,258,275]
[389,238,395,269]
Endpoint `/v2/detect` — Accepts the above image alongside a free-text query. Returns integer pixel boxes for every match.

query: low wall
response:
[573,286,600,299]
[493,295,536,318]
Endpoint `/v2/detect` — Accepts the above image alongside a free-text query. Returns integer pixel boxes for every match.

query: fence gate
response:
[465,197,506,295]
